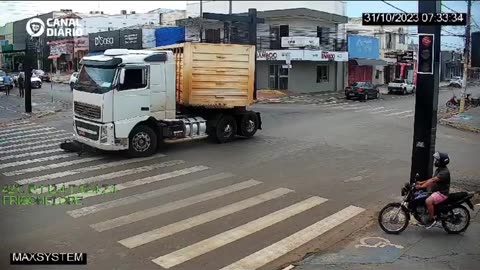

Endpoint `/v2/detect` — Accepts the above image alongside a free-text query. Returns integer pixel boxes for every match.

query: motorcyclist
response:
[415,152,451,228]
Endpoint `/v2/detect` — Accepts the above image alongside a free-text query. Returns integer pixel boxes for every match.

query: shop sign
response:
[256,50,303,61]
[120,29,142,49]
[281,37,319,48]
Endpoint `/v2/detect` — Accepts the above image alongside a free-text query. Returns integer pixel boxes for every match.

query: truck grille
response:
[74,101,101,119]
[75,120,100,141]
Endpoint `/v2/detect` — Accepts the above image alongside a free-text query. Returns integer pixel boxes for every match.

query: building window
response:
[399,34,405,44]
[317,27,330,45]
[269,25,288,49]
[205,28,221,43]
[386,33,392,49]
[269,65,288,90]
[316,65,329,83]
[375,70,380,79]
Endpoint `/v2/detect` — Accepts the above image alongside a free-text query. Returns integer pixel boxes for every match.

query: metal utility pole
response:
[228,0,233,43]
[24,37,34,113]
[410,0,441,183]
[460,0,472,113]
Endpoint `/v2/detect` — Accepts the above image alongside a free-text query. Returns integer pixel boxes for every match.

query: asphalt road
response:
[0,87,478,270]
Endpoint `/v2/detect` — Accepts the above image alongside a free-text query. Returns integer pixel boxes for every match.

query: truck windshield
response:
[75,65,116,94]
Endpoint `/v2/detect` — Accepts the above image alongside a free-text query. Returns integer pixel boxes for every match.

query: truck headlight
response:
[100,123,114,143]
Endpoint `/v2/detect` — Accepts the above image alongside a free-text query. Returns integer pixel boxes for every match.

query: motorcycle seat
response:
[438,192,474,206]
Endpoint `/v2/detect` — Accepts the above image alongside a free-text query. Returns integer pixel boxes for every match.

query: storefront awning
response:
[352,59,388,66]
[48,55,61,59]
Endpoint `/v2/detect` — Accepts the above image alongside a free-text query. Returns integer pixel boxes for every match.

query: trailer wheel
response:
[214,115,237,143]
[239,112,259,138]
[127,125,158,158]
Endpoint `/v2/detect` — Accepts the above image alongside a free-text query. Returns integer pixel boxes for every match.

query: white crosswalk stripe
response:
[119,188,294,249]
[16,153,166,185]
[3,156,105,176]
[0,148,63,161]
[1,121,32,127]
[354,106,384,112]
[0,124,40,134]
[55,165,209,204]
[152,196,327,268]
[370,109,395,114]
[0,131,70,145]
[220,206,365,270]
[1,127,56,138]
[68,172,235,218]
[90,179,259,232]
[0,153,77,170]
[0,137,67,151]
[398,113,415,119]
[0,142,63,155]
[31,159,180,193]
[385,110,413,116]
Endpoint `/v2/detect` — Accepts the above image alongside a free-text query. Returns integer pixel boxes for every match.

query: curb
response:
[439,119,480,133]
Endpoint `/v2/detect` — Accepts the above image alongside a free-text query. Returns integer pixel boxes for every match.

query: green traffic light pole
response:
[409,0,441,183]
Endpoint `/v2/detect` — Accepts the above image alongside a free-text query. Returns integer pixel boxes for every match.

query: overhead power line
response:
[380,0,408,13]
[441,3,459,13]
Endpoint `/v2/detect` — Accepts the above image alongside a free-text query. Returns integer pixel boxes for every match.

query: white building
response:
[345,17,411,84]
[186,1,346,17]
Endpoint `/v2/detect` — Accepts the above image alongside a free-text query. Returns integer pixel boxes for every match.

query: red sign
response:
[257,51,277,60]
[321,52,336,61]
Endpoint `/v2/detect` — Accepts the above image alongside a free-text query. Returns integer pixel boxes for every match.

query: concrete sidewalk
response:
[256,90,344,104]
[440,107,480,133]
[296,206,480,270]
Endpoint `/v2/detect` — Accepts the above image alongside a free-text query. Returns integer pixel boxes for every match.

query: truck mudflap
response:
[256,112,262,130]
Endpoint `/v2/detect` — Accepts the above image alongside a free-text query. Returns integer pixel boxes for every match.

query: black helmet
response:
[433,151,449,167]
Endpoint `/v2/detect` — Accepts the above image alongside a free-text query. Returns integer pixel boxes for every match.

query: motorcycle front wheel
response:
[378,203,410,234]
[441,205,470,234]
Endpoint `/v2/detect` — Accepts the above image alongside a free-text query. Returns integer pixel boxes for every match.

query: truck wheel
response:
[127,125,158,158]
[239,112,259,138]
[214,115,237,143]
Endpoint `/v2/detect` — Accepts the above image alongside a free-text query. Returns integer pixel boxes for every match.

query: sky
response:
[1,1,478,50]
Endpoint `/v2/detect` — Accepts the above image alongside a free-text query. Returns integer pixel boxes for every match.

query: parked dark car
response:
[34,69,51,82]
[0,70,14,91]
[345,82,380,100]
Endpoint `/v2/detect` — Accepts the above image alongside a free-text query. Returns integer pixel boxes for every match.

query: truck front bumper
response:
[73,117,129,151]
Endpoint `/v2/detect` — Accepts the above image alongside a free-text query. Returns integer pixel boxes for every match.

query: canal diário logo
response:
[26,18,45,37]
[26,18,83,37]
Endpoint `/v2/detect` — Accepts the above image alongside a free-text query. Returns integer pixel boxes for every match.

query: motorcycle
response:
[446,93,479,108]
[378,174,475,234]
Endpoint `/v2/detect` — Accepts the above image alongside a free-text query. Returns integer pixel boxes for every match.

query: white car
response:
[387,79,415,95]
[69,72,79,91]
[13,72,42,89]
[449,76,463,88]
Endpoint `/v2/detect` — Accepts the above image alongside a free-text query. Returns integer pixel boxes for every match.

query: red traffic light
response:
[422,36,432,47]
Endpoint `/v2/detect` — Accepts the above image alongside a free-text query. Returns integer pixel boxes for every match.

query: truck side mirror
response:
[119,68,125,85]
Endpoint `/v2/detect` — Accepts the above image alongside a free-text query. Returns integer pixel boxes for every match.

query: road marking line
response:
[0,148,63,161]
[3,156,105,176]
[152,196,327,268]
[0,142,61,155]
[385,110,413,116]
[219,205,365,270]
[1,121,32,127]
[16,153,166,185]
[369,109,395,114]
[1,127,56,138]
[354,106,384,112]
[0,153,77,170]
[0,134,70,146]
[0,124,40,134]
[317,102,348,108]
[119,188,294,249]
[0,137,71,151]
[0,131,69,145]
[57,165,209,205]
[68,172,235,218]
[90,179,258,232]
[398,113,415,119]
[342,106,366,110]
[31,159,181,193]
[282,265,295,270]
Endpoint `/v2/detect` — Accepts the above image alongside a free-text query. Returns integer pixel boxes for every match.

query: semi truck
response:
[70,42,261,157]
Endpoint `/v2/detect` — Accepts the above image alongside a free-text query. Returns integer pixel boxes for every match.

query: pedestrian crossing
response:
[315,100,415,119]
[1,121,366,270]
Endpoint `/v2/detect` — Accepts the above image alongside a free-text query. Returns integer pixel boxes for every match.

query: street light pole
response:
[410,0,441,183]
[459,0,472,113]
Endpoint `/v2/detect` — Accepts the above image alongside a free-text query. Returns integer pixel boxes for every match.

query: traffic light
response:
[417,34,435,74]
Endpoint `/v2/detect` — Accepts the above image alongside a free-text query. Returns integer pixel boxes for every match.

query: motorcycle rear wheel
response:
[441,205,470,234]
[378,203,410,234]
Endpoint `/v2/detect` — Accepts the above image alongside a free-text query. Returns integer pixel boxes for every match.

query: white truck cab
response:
[72,47,261,157]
